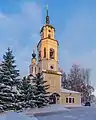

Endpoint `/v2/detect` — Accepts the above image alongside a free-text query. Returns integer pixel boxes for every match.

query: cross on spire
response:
[46,4,50,24]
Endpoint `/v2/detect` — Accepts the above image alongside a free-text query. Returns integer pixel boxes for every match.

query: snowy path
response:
[36,107,96,120]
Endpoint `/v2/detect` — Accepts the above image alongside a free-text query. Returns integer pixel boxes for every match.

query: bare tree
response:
[61,72,69,89]
[65,64,94,103]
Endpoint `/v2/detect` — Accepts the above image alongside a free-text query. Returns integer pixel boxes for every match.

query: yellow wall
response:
[38,39,58,61]
[43,71,61,94]
[60,92,81,105]
[41,25,55,40]
[37,24,59,71]
[36,17,82,106]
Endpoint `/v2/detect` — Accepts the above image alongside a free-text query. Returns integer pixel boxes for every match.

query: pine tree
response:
[0,48,21,112]
[20,76,36,109]
[33,73,50,108]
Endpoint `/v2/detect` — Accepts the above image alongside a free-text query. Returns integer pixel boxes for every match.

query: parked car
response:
[85,102,91,106]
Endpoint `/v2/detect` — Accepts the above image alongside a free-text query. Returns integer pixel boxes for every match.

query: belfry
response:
[29,6,81,106]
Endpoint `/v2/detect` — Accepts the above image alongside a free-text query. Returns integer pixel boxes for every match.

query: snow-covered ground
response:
[36,107,96,120]
[24,104,69,116]
[0,112,37,120]
[1,105,96,120]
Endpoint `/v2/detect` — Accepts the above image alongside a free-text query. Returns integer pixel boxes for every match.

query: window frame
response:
[50,48,55,59]
[44,47,46,58]
[66,98,68,103]
[66,97,75,104]
[69,98,71,103]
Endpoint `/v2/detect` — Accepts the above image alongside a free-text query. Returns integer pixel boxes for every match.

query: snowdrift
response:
[24,104,69,116]
[0,112,37,120]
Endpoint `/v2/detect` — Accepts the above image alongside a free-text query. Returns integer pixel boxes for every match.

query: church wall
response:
[43,72,61,94]
[43,26,55,39]
[29,8,82,106]
[37,39,58,71]
[60,92,81,105]
[37,39,58,61]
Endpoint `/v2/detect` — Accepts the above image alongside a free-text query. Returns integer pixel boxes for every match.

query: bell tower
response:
[29,50,37,76]
[37,5,59,72]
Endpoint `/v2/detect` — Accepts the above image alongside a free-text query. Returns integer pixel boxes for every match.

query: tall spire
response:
[46,4,50,24]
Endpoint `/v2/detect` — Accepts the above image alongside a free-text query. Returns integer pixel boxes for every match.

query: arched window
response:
[48,34,51,38]
[72,98,74,103]
[32,67,33,73]
[44,48,46,58]
[50,48,55,59]
[66,98,68,103]
[69,98,71,103]
[38,51,41,61]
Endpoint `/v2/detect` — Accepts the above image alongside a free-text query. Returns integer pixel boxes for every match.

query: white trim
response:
[42,69,46,72]
[67,96,74,98]
[57,71,62,75]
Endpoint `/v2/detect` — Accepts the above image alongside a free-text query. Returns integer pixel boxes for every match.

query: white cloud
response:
[0,2,42,77]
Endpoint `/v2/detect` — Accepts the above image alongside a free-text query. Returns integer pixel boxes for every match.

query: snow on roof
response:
[61,88,80,94]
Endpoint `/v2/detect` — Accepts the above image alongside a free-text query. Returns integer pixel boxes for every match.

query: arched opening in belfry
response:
[44,47,46,58]
[50,48,55,59]
[48,34,51,38]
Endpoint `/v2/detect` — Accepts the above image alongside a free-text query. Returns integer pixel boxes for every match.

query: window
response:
[50,65,54,69]
[38,51,41,60]
[66,97,75,103]
[32,67,33,73]
[48,34,51,38]
[50,48,55,59]
[69,98,71,103]
[72,98,74,103]
[44,48,46,58]
[66,98,68,103]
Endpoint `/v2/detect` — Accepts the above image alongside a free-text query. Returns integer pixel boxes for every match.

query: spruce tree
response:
[33,73,50,108]
[20,76,36,109]
[0,48,21,112]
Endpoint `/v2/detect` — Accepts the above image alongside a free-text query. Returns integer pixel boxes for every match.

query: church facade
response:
[29,8,81,107]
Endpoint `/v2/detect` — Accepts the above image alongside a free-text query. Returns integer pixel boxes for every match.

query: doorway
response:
[49,93,60,104]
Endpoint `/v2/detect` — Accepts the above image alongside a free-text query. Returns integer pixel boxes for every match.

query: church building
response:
[29,7,81,107]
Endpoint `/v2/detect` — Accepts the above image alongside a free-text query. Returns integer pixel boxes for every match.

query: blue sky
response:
[0,0,96,88]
